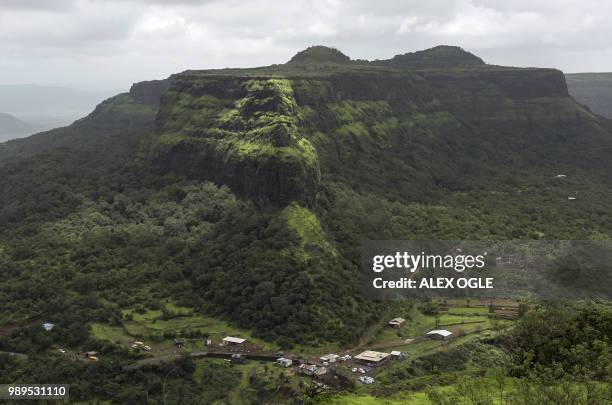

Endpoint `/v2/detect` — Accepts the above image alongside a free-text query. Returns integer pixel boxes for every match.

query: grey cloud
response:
[0,0,76,10]
[1,0,611,86]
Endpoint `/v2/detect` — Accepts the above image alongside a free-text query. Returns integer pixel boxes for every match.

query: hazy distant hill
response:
[0,112,33,142]
[566,73,612,118]
[0,84,117,138]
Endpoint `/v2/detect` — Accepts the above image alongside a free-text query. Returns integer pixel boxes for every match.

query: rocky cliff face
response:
[129,79,172,105]
[150,76,320,207]
[147,46,608,207]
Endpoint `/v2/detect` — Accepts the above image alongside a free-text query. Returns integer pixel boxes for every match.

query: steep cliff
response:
[149,76,320,207]
[148,46,609,207]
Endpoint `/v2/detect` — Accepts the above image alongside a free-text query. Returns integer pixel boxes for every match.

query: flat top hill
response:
[184,45,546,79]
[0,46,612,403]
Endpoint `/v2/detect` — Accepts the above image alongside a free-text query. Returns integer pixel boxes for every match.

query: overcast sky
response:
[1,0,611,90]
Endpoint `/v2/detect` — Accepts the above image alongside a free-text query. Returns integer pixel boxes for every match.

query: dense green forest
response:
[0,46,611,403]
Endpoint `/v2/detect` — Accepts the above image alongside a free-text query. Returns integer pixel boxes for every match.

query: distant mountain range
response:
[0,84,117,142]
[0,112,33,142]
[566,73,612,118]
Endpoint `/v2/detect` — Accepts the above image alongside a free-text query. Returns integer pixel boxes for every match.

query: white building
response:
[388,317,406,328]
[319,354,339,363]
[222,336,246,345]
[42,323,55,331]
[354,350,391,366]
[426,329,453,340]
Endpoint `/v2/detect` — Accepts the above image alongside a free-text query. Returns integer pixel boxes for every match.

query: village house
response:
[222,336,246,346]
[426,329,453,340]
[299,364,318,376]
[42,323,55,331]
[354,350,391,366]
[83,351,99,362]
[299,363,328,376]
[319,354,339,363]
[388,317,406,328]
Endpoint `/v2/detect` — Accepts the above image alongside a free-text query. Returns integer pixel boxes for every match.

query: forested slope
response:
[1,45,612,351]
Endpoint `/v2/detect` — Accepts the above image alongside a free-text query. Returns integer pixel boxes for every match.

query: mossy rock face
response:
[149,64,589,208]
[150,77,321,207]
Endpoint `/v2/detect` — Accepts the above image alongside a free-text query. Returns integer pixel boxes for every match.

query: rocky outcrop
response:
[129,78,172,105]
[149,76,321,207]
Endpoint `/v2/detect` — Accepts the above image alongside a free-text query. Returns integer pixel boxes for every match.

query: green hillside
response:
[0,46,611,403]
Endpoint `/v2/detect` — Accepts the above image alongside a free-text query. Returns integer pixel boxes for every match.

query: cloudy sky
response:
[1,0,611,89]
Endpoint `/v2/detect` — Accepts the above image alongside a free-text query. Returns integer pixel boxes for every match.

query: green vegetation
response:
[288,45,352,65]
[91,302,273,352]
[281,203,336,258]
[149,76,321,207]
[0,46,611,402]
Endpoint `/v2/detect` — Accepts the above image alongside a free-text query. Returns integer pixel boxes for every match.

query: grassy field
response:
[91,302,275,353]
[368,302,495,348]
[321,375,520,404]
[316,393,416,404]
